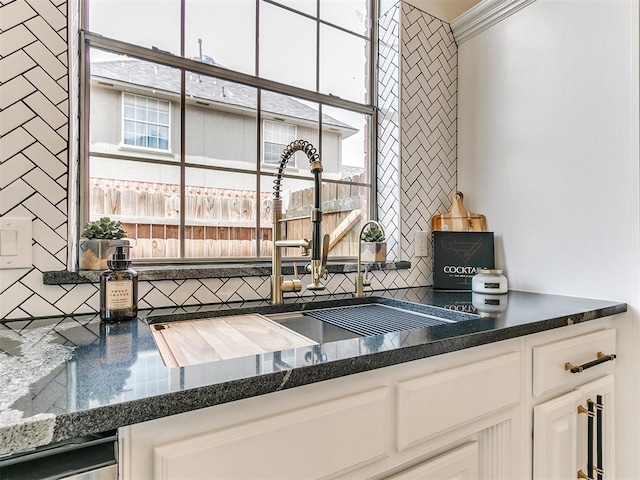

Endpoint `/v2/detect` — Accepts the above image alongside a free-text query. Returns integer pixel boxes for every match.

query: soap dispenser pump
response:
[100,245,138,322]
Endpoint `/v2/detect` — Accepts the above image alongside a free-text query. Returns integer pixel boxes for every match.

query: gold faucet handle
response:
[363,266,371,287]
[282,263,302,293]
[319,234,330,280]
[300,238,310,256]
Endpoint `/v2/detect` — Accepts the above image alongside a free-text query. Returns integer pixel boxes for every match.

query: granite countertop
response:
[0,287,626,456]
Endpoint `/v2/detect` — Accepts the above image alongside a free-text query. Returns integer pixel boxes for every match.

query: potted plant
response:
[79,217,130,270]
[361,223,387,263]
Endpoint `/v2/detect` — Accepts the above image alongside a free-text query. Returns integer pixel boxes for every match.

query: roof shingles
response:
[92,60,355,130]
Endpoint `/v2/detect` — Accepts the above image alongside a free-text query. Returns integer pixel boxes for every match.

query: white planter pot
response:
[79,239,130,270]
[361,242,387,263]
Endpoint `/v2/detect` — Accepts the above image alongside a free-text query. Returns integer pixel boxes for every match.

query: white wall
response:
[456,0,639,476]
[404,0,483,22]
[458,0,638,301]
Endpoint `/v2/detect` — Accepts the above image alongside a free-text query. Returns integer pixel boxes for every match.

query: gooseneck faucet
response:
[354,220,386,297]
[271,140,329,305]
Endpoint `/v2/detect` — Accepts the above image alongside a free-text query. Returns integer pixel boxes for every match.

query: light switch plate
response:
[415,231,429,257]
[0,218,32,269]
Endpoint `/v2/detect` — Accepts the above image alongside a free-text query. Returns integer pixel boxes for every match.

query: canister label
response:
[106,280,133,309]
[484,282,501,289]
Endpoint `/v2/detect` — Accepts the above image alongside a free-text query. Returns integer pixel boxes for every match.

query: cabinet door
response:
[384,442,478,480]
[533,390,581,480]
[576,375,615,480]
[534,375,615,480]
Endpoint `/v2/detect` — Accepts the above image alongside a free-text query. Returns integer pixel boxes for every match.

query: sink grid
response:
[303,304,450,337]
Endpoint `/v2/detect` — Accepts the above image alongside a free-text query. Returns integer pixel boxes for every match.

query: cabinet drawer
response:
[532,328,616,397]
[396,352,520,450]
[153,387,389,479]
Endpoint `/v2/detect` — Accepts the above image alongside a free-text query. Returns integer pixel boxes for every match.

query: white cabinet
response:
[395,352,519,450]
[120,340,521,480]
[576,375,615,480]
[532,329,616,398]
[152,388,389,480]
[533,389,582,479]
[119,318,621,480]
[533,375,615,480]
[530,327,617,480]
[383,442,479,480]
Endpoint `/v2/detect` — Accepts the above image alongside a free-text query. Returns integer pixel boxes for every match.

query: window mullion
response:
[179,72,186,259]
[179,0,186,259]
[255,0,262,259]
[369,0,379,220]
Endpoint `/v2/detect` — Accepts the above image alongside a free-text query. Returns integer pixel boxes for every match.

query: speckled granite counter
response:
[0,287,626,455]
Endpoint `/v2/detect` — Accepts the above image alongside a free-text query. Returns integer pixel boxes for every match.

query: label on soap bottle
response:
[106,280,133,310]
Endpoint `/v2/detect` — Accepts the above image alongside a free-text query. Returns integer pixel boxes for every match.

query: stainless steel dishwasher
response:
[0,430,117,480]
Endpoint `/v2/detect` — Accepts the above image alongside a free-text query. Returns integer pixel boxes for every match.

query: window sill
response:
[43,261,411,285]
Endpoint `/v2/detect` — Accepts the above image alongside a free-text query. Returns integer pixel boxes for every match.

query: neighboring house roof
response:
[91,59,356,132]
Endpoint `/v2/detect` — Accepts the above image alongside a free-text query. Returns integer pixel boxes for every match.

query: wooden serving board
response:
[431,191,487,232]
[151,314,318,367]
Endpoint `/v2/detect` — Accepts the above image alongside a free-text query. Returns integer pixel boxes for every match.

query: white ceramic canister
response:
[471,269,508,294]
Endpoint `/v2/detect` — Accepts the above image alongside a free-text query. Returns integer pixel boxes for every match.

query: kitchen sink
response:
[148,298,481,367]
[267,300,478,342]
[265,311,361,344]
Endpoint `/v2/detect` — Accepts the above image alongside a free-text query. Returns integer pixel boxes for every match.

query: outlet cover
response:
[0,218,32,269]
[415,231,429,257]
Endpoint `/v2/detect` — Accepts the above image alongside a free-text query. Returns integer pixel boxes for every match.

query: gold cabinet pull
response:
[578,404,595,417]
[565,352,617,373]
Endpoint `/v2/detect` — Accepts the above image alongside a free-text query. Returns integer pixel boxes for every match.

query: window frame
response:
[78,0,379,265]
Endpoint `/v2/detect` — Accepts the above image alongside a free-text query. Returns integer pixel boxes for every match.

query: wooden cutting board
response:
[431,191,487,232]
[151,314,318,367]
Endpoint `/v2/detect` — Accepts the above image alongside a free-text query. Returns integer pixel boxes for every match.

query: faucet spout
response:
[271,140,328,305]
[354,220,386,298]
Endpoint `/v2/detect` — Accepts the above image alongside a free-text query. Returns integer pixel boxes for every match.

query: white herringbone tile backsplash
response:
[400,2,458,285]
[0,0,456,319]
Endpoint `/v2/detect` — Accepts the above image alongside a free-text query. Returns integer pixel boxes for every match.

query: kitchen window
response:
[81,0,376,263]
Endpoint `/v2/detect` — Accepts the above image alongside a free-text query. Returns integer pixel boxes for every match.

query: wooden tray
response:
[431,191,487,232]
[151,314,317,367]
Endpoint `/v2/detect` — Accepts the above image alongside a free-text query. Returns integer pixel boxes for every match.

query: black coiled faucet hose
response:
[272,140,323,261]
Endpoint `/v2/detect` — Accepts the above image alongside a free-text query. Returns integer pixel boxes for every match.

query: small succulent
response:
[82,217,127,239]
[362,224,385,242]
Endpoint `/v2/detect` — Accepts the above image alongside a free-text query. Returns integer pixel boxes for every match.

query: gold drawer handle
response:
[565,352,616,374]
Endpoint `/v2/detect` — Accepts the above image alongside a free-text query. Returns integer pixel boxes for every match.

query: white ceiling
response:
[403,0,484,23]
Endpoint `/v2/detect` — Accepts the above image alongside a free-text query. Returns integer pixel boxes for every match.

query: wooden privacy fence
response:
[90,173,368,258]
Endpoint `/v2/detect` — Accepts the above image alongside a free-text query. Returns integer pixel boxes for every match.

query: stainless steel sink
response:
[266,312,361,343]
[267,300,476,342]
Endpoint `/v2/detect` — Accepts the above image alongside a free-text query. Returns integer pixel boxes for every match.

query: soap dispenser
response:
[100,245,138,322]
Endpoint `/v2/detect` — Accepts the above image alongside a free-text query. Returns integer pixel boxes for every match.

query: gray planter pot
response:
[79,239,130,270]
[361,242,387,263]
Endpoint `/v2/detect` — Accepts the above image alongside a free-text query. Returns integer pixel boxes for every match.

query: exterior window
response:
[82,0,375,263]
[263,121,296,167]
[122,94,170,151]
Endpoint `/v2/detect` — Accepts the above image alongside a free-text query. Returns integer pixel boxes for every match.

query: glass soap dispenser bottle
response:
[100,245,138,322]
